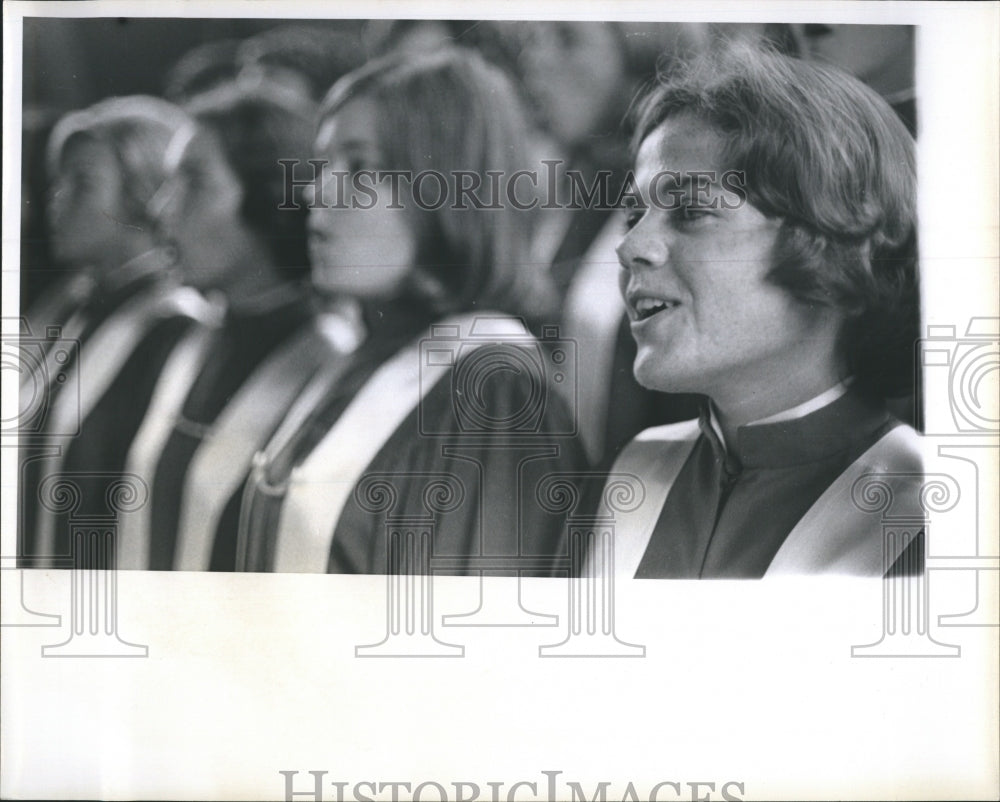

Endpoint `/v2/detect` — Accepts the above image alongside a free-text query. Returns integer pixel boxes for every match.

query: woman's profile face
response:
[307,97,418,300]
[151,127,246,289]
[519,22,628,149]
[47,137,130,267]
[616,114,830,401]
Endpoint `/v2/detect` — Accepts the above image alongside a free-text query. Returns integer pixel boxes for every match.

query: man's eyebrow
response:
[653,171,727,197]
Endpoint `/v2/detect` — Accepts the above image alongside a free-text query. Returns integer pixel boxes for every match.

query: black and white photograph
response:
[2,1,997,800]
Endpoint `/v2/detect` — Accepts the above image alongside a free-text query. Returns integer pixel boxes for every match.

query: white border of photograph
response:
[2,2,997,800]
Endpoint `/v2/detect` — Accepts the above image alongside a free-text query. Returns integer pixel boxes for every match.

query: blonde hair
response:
[46,95,193,226]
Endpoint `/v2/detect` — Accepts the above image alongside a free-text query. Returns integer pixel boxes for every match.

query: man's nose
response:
[616,218,668,272]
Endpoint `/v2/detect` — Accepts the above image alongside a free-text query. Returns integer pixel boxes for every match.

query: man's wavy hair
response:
[630,41,919,399]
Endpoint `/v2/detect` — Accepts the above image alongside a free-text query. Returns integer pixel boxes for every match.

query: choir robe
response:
[235,309,590,575]
[22,270,94,347]
[595,389,924,579]
[19,251,209,566]
[20,249,176,418]
[132,286,314,570]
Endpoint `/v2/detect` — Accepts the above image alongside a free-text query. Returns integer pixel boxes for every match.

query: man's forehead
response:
[635,114,726,175]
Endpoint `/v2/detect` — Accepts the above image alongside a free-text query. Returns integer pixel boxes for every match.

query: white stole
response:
[171,323,343,570]
[590,420,701,580]
[20,272,94,394]
[117,319,222,569]
[765,425,923,576]
[272,313,529,573]
[33,285,212,564]
[601,421,924,578]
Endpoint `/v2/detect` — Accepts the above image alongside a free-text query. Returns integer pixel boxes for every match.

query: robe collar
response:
[700,382,891,470]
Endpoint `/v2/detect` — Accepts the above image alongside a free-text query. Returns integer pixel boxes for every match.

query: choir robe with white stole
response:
[21,250,211,567]
[594,384,926,579]
[236,306,590,575]
[116,284,332,571]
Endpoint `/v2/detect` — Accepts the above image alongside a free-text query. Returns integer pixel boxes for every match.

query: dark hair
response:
[163,39,242,103]
[630,41,919,398]
[318,47,557,322]
[237,25,367,101]
[185,81,317,277]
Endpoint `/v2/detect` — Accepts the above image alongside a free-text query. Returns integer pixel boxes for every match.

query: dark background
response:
[22,17,361,109]
[19,17,364,305]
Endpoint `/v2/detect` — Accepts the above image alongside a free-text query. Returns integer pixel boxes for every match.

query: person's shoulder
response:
[419,312,582,439]
[606,418,702,477]
[860,420,923,474]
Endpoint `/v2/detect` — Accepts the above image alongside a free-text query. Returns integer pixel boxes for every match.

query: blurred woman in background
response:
[515,21,708,468]
[117,81,344,571]
[793,23,916,135]
[234,48,586,575]
[24,96,212,566]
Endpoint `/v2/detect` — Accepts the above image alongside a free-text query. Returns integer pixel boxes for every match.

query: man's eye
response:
[674,205,711,224]
[624,210,644,231]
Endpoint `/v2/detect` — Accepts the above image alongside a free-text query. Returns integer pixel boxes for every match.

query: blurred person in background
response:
[24,96,213,567]
[233,48,587,575]
[362,19,521,71]
[794,23,920,427]
[162,38,244,104]
[19,107,62,323]
[515,21,709,467]
[164,24,367,106]
[117,81,335,571]
[601,42,921,579]
[793,24,916,135]
[707,22,801,56]
[237,24,368,102]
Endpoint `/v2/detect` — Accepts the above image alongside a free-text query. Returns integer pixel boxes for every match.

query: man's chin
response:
[633,356,685,395]
[632,354,676,392]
